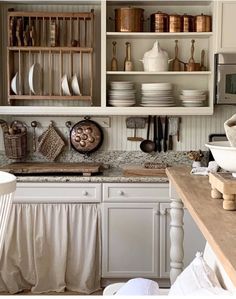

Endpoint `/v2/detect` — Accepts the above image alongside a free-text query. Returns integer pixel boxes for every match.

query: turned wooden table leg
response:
[169,182,184,285]
[211,187,222,199]
[223,194,236,211]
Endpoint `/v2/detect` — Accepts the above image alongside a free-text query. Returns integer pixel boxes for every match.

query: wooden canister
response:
[150,11,169,32]
[182,14,194,32]
[115,7,144,32]
[169,14,182,32]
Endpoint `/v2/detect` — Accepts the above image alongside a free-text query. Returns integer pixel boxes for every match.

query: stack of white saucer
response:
[180,90,207,107]
[108,81,136,107]
[140,83,175,107]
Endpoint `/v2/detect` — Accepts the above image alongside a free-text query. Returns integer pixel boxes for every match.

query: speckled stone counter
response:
[0,150,206,184]
[14,167,169,183]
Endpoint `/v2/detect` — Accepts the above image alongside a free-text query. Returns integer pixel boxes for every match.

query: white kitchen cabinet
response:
[102,202,159,278]
[102,182,169,278]
[216,1,236,52]
[159,202,205,278]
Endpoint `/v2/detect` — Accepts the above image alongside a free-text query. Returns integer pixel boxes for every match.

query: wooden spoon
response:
[200,49,207,71]
[187,39,195,71]
[172,40,181,71]
[111,41,118,71]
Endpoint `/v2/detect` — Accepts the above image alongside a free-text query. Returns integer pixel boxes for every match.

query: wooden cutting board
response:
[123,165,167,177]
[0,162,104,176]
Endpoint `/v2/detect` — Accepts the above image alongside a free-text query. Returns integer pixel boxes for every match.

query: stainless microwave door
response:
[217,65,236,104]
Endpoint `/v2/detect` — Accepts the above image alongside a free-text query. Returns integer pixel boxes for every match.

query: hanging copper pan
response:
[70,117,103,155]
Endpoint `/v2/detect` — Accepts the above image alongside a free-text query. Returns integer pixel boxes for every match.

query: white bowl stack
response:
[180,90,207,107]
[108,81,136,107]
[140,83,175,107]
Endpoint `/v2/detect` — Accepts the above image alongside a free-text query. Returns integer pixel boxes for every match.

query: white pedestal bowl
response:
[205,141,236,177]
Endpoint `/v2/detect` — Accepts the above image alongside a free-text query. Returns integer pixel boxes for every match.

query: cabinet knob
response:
[160,209,167,216]
[118,190,124,196]
[82,190,88,196]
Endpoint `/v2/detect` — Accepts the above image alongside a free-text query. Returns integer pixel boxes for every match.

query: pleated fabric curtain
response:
[0,171,16,258]
[0,203,101,294]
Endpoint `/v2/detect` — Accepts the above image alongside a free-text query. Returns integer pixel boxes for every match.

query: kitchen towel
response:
[224,114,236,147]
[0,203,101,294]
[191,161,219,176]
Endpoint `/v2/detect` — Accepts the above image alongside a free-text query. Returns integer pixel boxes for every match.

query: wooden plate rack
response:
[7,10,95,105]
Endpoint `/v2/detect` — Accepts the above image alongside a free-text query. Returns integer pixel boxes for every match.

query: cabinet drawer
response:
[14,183,101,203]
[103,183,169,202]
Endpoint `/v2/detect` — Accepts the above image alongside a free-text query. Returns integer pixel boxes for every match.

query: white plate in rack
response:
[61,74,71,96]
[11,72,19,95]
[29,63,42,95]
[71,74,81,96]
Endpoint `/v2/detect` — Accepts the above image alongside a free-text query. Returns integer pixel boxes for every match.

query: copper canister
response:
[115,7,144,32]
[195,13,212,32]
[150,11,169,32]
[205,15,212,32]
[182,14,194,32]
[169,14,182,32]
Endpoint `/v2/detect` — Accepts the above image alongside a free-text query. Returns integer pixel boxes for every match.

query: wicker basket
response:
[3,131,27,159]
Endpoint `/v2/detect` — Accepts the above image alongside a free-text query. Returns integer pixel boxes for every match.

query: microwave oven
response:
[215,53,236,104]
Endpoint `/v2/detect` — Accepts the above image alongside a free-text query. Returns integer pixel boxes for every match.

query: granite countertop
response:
[15,167,169,183]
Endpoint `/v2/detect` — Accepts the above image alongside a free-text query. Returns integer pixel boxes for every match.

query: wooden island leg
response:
[169,182,184,284]
[223,194,236,211]
[211,187,222,199]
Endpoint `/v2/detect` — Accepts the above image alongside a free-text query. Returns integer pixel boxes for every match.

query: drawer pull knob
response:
[82,191,88,196]
[118,190,124,196]
[160,209,166,216]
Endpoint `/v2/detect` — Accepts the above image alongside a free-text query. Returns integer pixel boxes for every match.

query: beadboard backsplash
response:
[1,105,236,153]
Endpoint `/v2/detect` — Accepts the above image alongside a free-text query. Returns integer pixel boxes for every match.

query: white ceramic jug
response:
[140,41,172,72]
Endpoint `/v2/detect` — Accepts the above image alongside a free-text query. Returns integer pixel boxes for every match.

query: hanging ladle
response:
[140,115,155,153]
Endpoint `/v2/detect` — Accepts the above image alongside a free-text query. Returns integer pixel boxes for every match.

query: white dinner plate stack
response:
[180,90,207,107]
[140,83,175,107]
[108,81,136,107]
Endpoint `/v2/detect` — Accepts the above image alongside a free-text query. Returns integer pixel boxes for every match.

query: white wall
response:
[1,105,235,152]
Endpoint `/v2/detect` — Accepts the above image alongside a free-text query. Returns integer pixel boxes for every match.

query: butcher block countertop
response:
[166,166,236,287]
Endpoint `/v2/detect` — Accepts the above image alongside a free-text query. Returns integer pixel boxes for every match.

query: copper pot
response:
[169,14,182,32]
[115,7,144,32]
[195,13,212,32]
[150,11,169,32]
[182,14,194,32]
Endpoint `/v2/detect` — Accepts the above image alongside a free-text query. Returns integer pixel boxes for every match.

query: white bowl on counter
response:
[205,141,236,176]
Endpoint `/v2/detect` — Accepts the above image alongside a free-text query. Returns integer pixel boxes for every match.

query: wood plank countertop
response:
[166,165,236,287]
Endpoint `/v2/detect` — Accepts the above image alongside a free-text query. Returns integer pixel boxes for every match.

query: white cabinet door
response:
[102,202,159,278]
[216,1,236,52]
[159,203,205,278]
